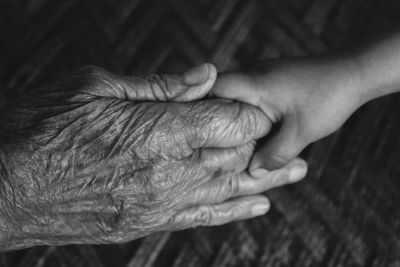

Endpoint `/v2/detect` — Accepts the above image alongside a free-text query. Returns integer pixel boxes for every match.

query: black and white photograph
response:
[0,0,400,266]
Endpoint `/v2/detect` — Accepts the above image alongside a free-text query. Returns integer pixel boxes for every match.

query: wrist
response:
[349,34,400,103]
[345,52,381,106]
[334,54,367,109]
[292,55,365,112]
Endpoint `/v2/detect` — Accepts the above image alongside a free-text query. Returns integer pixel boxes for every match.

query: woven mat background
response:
[1,0,400,266]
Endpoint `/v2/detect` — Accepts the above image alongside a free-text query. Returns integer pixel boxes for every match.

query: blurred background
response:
[1,0,400,266]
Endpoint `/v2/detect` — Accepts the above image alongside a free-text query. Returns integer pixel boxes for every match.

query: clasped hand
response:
[0,63,306,249]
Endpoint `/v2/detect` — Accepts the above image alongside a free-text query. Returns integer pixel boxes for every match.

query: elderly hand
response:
[0,63,304,250]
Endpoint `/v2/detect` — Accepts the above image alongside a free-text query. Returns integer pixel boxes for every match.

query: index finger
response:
[182,99,272,148]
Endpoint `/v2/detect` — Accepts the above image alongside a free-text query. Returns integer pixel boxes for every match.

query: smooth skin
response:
[0,63,306,251]
[212,32,400,175]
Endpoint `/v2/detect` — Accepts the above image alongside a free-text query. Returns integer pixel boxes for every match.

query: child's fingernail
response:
[184,64,210,85]
[289,163,307,182]
[251,168,269,178]
[251,202,270,216]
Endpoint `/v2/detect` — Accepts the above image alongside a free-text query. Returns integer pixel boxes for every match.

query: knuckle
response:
[182,102,213,146]
[234,143,254,168]
[166,212,180,229]
[140,104,189,155]
[241,104,259,140]
[224,207,238,223]
[187,102,211,125]
[191,206,213,227]
[143,172,177,201]
[140,106,196,151]
[143,74,174,100]
[93,198,125,239]
[221,102,257,142]
[96,211,123,238]
[226,175,240,197]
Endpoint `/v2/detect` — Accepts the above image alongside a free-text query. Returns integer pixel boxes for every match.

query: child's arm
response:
[353,33,400,101]
[212,32,400,175]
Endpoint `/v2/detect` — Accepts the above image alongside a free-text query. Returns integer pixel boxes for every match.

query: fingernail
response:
[184,64,209,85]
[289,163,307,182]
[251,168,269,179]
[251,203,270,216]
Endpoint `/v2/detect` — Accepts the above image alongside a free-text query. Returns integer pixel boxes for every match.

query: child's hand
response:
[211,56,363,174]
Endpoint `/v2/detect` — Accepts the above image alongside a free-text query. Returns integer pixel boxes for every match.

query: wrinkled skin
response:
[0,64,304,250]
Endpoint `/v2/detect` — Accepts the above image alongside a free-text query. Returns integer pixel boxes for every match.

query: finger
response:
[184,100,272,148]
[211,73,259,106]
[188,158,307,205]
[171,195,270,228]
[249,118,307,172]
[183,143,255,189]
[100,63,217,101]
[199,142,255,179]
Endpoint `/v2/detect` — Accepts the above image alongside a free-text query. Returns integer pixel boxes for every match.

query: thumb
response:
[112,63,217,102]
[211,73,260,106]
[250,118,306,172]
